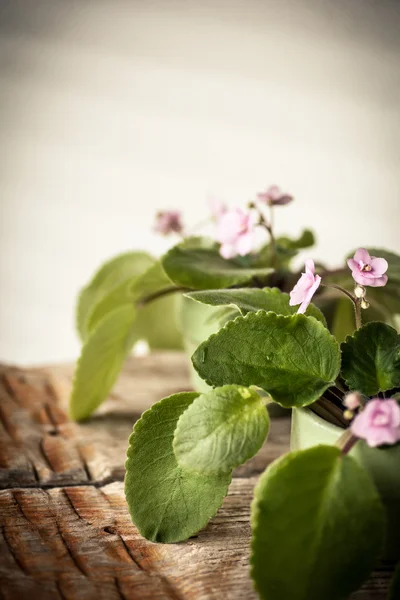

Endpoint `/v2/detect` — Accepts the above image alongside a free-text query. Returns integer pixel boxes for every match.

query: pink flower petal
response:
[351,398,400,448]
[354,248,371,264]
[236,231,254,256]
[347,258,358,271]
[350,271,374,286]
[370,257,389,276]
[298,275,321,313]
[367,274,388,287]
[220,243,236,259]
[289,273,312,306]
[305,259,315,275]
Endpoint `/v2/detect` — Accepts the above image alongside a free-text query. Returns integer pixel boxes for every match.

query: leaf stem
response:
[137,286,189,308]
[336,429,358,455]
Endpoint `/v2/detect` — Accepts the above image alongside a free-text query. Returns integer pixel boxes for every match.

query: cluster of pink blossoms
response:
[289,253,397,450]
[213,185,292,259]
[154,185,293,260]
[289,249,389,314]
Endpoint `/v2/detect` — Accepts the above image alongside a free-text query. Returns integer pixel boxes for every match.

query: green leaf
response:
[86,278,135,334]
[192,312,340,408]
[125,392,231,543]
[76,252,154,339]
[341,322,400,396]
[162,237,274,290]
[70,305,137,421]
[389,562,400,600]
[86,260,183,349]
[251,445,385,600]
[173,385,269,475]
[85,258,166,335]
[186,287,326,325]
[277,228,315,250]
[330,297,356,343]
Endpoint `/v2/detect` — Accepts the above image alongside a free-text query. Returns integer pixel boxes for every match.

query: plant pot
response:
[179,296,223,393]
[179,296,288,417]
[291,407,400,562]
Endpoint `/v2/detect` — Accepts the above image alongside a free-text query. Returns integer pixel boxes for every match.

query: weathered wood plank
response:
[0,355,394,599]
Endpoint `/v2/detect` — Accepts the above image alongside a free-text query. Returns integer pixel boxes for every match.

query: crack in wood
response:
[1,473,125,491]
[116,531,186,600]
[114,577,127,600]
[39,437,56,471]
[63,488,83,520]
[54,517,87,577]
[1,525,27,574]
[80,455,92,482]
[30,460,40,483]
[44,402,59,435]
[1,375,21,406]
[55,580,68,600]
[0,405,17,442]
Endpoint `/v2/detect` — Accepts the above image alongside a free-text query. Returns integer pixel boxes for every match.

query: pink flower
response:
[343,392,362,411]
[216,208,261,259]
[351,398,400,448]
[289,259,321,314]
[208,197,227,220]
[154,211,183,236]
[347,248,388,287]
[257,185,293,206]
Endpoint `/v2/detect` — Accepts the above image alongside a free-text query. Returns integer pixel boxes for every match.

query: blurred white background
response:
[0,0,399,364]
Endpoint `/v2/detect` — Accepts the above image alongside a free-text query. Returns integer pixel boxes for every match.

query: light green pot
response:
[291,407,400,562]
[179,296,222,393]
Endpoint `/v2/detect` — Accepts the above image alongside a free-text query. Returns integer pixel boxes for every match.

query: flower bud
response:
[343,392,362,410]
[354,285,366,299]
[360,298,370,310]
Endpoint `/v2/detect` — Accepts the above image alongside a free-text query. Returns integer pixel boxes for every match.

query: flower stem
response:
[336,429,358,455]
[354,298,362,330]
[253,204,277,266]
[137,285,189,308]
[322,283,362,330]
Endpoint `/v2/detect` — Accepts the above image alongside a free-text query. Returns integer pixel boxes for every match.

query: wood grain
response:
[0,354,394,599]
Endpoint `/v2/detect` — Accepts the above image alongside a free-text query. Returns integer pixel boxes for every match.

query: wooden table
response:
[0,353,393,599]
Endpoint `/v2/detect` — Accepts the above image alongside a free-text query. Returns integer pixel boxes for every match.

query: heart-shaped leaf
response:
[173,385,269,474]
[192,312,340,408]
[125,392,231,543]
[86,261,183,349]
[162,237,274,290]
[251,445,385,600]
[186,287,326,325]
[341,322,400,396]
[76,252,154,340]
[70,305,137,421]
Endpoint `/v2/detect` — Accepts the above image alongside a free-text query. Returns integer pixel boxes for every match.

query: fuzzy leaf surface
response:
[251,445,385,600]
[341,322,400,395]
[173,385,269,474]
[192,312,340,408]
[125,392,231,542]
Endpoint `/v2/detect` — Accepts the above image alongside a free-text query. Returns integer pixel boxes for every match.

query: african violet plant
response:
[70,185,309,420]
[124,249,400,600]
[70,185,400,421]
